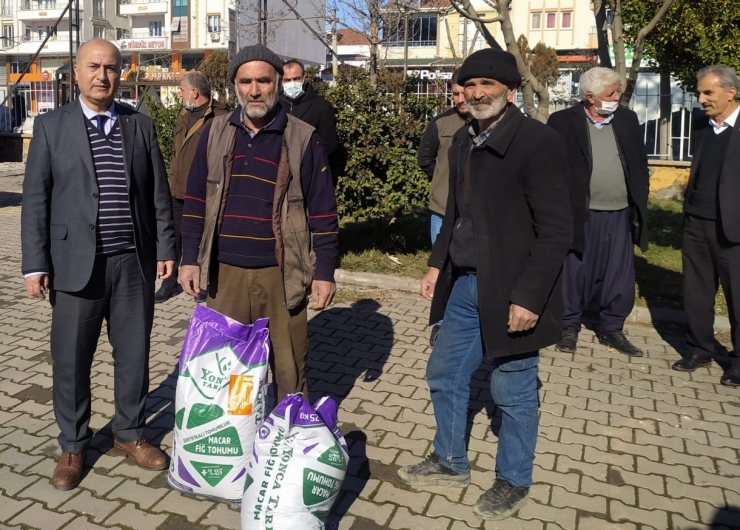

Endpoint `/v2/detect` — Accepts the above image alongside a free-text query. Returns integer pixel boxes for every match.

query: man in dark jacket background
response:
[279,59,340,179]
[397,49,572,522]
[547,67,649,357]
[155,71,229,303]
[418,69,471,245]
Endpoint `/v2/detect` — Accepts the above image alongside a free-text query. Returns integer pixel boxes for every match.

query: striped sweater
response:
[181,105,338,282]
[87,119,135,255]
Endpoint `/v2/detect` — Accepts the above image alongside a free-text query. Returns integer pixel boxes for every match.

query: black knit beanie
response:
[228,44,284,83]
[458,48,522,87]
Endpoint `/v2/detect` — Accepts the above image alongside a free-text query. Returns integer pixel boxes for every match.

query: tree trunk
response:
[659,71,672,160]
[610,0,627,89]
[369,5,379,88]
[499,0,549,122]
[593,0,612,68]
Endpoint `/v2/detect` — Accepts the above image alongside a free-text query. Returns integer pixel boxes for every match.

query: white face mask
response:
[283,81,304,100]
[595,97,619,116]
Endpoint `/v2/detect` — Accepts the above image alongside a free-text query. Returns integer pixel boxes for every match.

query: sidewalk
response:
[1,168,739,529]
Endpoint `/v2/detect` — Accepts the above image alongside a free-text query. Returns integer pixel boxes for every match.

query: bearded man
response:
[397,49,572,522]
[178,44,338,401]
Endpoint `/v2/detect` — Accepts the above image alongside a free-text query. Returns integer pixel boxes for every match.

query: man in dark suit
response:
[397,49,572,521]
[672,65,740,387]
[21,38,176,490]
[547,67,649,357]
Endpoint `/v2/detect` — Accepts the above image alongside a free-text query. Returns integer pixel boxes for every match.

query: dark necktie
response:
[94,114,107,133]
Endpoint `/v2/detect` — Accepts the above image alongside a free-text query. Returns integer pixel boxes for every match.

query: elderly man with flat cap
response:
[178,44,338,401]
[397,49,572,521]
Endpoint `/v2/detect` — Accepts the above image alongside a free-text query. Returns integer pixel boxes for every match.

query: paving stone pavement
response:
[1,167,740,530]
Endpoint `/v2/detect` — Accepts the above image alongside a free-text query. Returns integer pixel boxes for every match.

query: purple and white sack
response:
[168,305,269,502]
[241,394,349,529]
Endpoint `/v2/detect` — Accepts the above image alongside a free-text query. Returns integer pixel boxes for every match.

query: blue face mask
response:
[283,81,304,99]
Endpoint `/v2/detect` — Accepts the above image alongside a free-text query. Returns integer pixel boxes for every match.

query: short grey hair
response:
[696,65,740,93]
[579,67,621,100]
[181,72,211,99]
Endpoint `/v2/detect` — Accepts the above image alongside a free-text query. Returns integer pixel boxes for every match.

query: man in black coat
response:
[671,65,740,387]
[21,39,176,490]
[279,59,340,178]
[397,49,572,522]
[547,67,649,357]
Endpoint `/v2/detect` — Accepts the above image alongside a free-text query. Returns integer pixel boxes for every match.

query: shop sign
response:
[144,71,183,81]
[120,39,166,50]
[406,69,453,80]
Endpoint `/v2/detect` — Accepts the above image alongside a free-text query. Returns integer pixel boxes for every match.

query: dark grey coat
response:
[429,105,573,358]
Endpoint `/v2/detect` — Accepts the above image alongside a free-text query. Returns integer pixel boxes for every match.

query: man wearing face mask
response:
[155,71,229,303]
[547,67,650,356]
[279,59,340,181]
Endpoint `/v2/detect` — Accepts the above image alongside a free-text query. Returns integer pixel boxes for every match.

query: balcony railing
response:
[1,5,12,15]
[119,0,166,4]
[19,0,59,10]
[127,29,167,38]
[92,8,104,17]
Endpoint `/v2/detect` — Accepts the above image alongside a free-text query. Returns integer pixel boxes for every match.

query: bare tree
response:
[449,0,550,122]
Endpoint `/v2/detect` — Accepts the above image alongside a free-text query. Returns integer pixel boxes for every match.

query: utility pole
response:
[331,7,338,79]
[403,12,408,77]
[67,0,79,103]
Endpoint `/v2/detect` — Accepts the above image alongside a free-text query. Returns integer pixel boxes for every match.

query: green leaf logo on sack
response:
[185,345,238,400]
[317,443,346,471]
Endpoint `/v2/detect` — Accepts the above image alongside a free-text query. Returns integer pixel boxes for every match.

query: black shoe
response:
[473,479,530,521]
[429,324,441,347]
[597,331,644,357]
[672,353,712,372]
[194,289,207,303]
[154,282,182,304]
[720,368,740,387]
[557,328,579,353]
[397,453,470,487]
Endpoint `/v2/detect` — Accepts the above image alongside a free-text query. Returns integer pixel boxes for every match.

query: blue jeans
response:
[430,212,444,246]
[426,273,540,488]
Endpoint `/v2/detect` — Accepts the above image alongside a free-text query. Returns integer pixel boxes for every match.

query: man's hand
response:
[157,260,176,281]
[508,304,539,333]
[179,265,201,297]
[311,280,336,310]
[25,274,49,300]
[420,267,440,301]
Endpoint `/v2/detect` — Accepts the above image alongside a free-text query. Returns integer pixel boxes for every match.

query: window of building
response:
[116,27,129,39]
[1,1,12,16]
[561,11,572,29]
[385,15,437,47]
[546,12,556,29]
[93,25,104,38]
[46,25,57,38]
[149,20,163,36]
[531,12,541,30]
[173,0,187,18]
[458,19,484,54]
[1,24,13,47]
[92,0,103,18]
[207,14,220,33]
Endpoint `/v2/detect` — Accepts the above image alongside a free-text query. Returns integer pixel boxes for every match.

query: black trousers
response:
[562,208,635,333]
[683,215,740,366]
[50,252,154,452]
[161,196,183,288]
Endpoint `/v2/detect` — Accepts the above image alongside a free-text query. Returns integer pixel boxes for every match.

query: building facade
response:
[0,0,326,130]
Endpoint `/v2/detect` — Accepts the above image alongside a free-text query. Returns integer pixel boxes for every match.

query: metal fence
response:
[630,91,696,162]
[0,81,57,133]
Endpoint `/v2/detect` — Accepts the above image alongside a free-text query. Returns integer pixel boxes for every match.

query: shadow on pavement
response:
[707,504,740,529]
[0,191,22,208]
[306,299,393,527]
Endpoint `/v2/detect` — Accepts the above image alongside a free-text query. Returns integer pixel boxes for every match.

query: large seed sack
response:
[241,394,349,529]
[168,305,269,502]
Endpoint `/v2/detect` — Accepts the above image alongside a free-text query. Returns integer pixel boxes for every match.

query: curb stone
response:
[335,269,732,331]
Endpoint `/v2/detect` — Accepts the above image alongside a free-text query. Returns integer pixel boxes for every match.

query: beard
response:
[237,88,278,119]
[467,91,509,121]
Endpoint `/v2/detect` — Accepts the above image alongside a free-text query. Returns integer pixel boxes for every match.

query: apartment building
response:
[0,0,326,127]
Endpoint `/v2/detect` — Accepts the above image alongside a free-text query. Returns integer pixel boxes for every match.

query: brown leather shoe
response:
[113,438,168,470]
[52,451,85,490]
